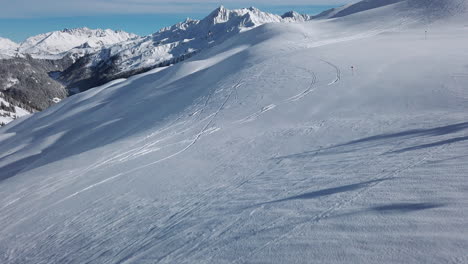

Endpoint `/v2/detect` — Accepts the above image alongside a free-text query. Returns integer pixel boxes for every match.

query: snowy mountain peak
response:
[0,37,18,50]
[83,6,312,78]
[202,6,284,27]
[206,5,234,24]
[18,27,138,59]
[0,37,19,59]
[281,11,313,22]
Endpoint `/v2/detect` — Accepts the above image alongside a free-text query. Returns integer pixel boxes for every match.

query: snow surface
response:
[1,0,468,263]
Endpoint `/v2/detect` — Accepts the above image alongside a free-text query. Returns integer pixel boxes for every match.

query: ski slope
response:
[1,1,468,263]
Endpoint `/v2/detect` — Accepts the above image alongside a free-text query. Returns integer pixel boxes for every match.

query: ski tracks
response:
[234,70,318,125]
[232,137,454,263]
[321,59,341,85]
[285,72,318,102]
[8,79,243,230]
[234,57,341,125]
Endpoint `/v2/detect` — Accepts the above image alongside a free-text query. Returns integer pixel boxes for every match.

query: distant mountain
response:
[59,6,314,93]
[18,27,138,59]
[0,28,138,126]
[0,37,19,59]
[0,55,69,114]
[83,6,312,75]
[281,11,313,21]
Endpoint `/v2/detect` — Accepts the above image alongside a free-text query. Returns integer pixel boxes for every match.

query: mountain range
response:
[0,6,315,126]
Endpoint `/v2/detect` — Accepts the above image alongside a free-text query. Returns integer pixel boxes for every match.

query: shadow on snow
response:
[273,121,468,160]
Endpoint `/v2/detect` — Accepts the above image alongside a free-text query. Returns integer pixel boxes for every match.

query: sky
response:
[0,0,351,42]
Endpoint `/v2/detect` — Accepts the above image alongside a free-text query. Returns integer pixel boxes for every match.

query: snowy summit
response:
[0,37,19,58]
[84,6,313,75]
[18,27,138,59]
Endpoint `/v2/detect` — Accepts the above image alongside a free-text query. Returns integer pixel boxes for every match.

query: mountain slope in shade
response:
[18,27,138,59]
[0,93,30,127]
[0,0,467,263]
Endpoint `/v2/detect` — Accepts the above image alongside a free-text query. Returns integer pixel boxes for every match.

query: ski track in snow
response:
[50,80,241,208]
[111,83,242,264]
[232,139,453,263]
[235,57,341,124]
[17,57,339,216]
[0,80,241,231]
[112,117,458,264]
[80,81,223,173]
[321,59,341,85]
[284,72,318,102]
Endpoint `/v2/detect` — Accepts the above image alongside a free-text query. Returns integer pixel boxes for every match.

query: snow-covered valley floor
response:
[1,3,468,263]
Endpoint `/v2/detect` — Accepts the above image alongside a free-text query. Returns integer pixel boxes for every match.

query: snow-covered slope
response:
[315,0,404,18]
[85,6,312,75]
[18,27,138,59]
[316,0,467,19]
[1,0,468,263]
[0,37,19,59]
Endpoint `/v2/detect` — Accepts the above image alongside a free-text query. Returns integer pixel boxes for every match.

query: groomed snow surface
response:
[1,1,468,263]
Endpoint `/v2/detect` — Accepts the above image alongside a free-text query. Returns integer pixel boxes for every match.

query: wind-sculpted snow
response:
[1,1,468,263]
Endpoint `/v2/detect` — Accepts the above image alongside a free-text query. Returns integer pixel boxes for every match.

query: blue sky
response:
[0,2,347,42]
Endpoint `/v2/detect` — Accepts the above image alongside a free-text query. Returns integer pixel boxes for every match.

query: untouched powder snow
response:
[1,0,468,263]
